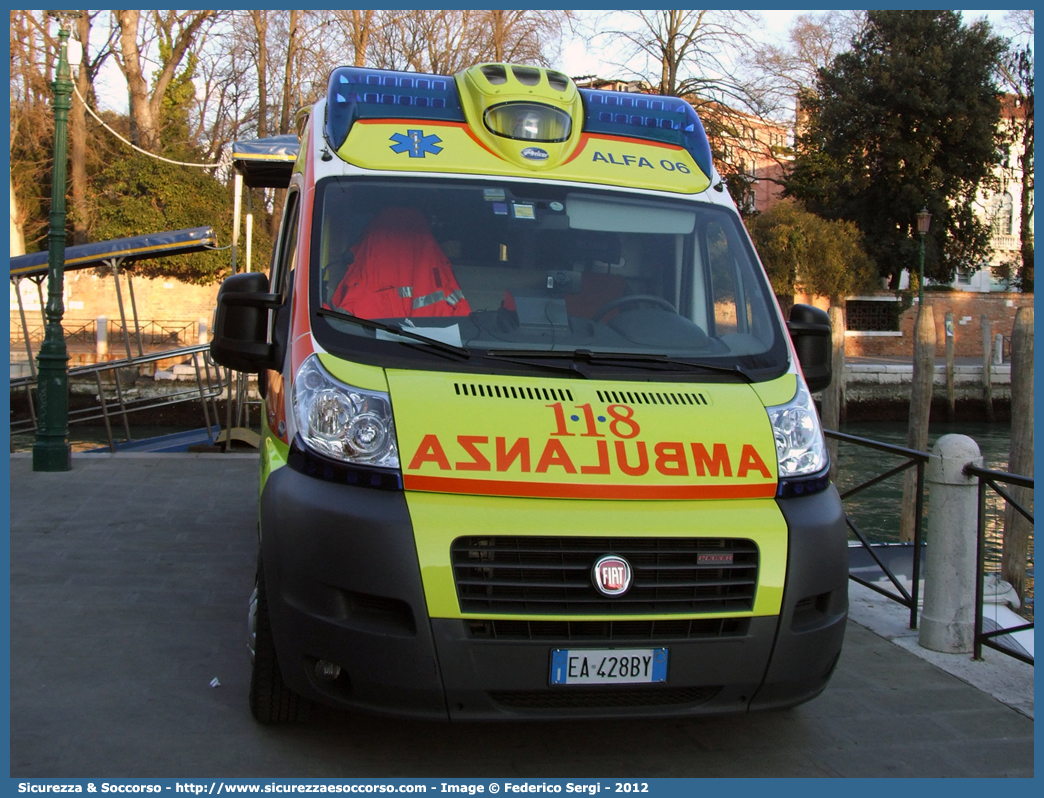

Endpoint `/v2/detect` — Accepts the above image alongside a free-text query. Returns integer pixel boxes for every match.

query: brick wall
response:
[842,293,1032,358]
[11,271,221,329]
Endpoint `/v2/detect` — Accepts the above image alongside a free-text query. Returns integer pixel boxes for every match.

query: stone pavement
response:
[9,454,1034,778]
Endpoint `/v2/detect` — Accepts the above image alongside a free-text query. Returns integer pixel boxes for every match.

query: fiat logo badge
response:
[592,555,632,597]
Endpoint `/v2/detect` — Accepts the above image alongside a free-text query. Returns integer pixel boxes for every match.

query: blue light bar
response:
[324,67,465,151]
[579,89,714,182]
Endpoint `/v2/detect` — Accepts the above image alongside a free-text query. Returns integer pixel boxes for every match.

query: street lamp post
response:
[32,25,74,471]
[916,207,932,306]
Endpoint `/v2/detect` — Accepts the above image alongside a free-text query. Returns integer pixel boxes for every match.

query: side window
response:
[706,221,742,336]
[271,191,300,300]
[267,191,300,360]
[704,219,773,347]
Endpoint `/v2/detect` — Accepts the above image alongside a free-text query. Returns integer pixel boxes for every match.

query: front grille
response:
[489,686,720,709]
[466,618,749,640]
[452,536,758,615]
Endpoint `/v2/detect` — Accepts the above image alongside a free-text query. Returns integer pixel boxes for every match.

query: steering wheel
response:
[593,294,677,323]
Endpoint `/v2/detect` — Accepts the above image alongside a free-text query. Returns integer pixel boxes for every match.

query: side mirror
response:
[210,272,281,373]
[787,304,832,393]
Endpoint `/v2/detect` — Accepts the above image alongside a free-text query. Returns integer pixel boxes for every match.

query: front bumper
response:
[258,465,848,720]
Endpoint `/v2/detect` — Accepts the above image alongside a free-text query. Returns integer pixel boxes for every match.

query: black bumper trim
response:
[256,466,848,720]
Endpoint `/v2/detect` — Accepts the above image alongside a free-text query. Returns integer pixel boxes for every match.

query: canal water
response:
[835,420,1016,542]
[836,420,1033,618]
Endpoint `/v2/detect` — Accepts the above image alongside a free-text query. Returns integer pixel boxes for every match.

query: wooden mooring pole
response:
[821,304,846,482]
[900,305,934,542]
[944,311,955,421]
[981,314,994,422]
[1003,306,1033,606]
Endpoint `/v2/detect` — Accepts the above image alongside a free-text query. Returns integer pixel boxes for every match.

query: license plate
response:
[550,648,668,685]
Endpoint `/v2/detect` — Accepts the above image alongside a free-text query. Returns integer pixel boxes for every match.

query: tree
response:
[368,10,571,74]
[787,11,1005,286]
[331,10,377,68]
[278,10,301,137]
[369,11,485,74]
[746,199,877,304]
[10,9,58,252]
[750,11,865,107]
[481,10,573,65]
[69,10,113,245]
[10,177,26,256]
[88,153,270,285]
[9,10,277,287]
[187,23,253,160]
[593,11,786,217]
[9,11,111,247]
[112,10,216,151]
[599,10,757,101]
[153,39,199,152]
[250,10,270,138]
[740,13,865,212]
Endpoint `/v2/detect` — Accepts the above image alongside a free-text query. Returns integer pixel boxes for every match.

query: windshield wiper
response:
[481,350,589,379]
[581,351,753,381]
[486,349,753,382]
[316,307,470,360]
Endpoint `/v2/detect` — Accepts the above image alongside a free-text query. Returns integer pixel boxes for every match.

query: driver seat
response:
[565,271,629,319]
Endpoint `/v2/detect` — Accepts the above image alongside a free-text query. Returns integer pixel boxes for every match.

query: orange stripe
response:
[354,118,470,132]
[584,132,684,151]
[561,134,591,165]
[458,123,500,157]
[403,474,776,501]
[353,118,500,158]
[563,132,684,166]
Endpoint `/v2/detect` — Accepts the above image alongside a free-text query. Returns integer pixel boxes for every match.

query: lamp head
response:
[916,207,932,235]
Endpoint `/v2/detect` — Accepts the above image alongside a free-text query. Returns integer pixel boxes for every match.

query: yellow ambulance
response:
[212,63,847,722]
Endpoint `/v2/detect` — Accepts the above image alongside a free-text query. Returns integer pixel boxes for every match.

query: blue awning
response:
[10,226,218,279]
[232,134,300,188]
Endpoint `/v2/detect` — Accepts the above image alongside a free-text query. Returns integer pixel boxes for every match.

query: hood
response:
[387,370,779,501]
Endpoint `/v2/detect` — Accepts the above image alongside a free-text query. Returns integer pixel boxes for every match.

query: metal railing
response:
[10,317,202,348]
[10,343,225,453]
[826,429,929,629]
[965,463,1034,665]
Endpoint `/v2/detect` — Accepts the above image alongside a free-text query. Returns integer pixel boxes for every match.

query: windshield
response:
[310,178,787,378]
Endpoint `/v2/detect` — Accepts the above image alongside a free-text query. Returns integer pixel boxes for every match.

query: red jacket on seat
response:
[331,207,471,318]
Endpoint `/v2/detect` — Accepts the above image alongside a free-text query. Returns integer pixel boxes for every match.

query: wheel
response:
[248,559,303,723]
[593,294,677,322]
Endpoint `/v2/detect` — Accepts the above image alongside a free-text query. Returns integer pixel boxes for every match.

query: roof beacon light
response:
[579,89,715,182]
[457,64,583,169]
[483,102,572,143]
[324,67,465,152]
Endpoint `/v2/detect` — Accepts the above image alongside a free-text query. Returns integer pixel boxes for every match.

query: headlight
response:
[767,378,828,478]
[291,355,399,468]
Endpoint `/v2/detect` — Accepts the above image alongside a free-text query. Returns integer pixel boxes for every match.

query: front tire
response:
[248,560,303,723]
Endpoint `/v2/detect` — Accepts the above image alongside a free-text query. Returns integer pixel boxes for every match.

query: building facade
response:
[948,95,1032,293]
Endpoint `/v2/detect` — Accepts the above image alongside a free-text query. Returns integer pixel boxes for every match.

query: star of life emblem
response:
[389,129,443,158]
